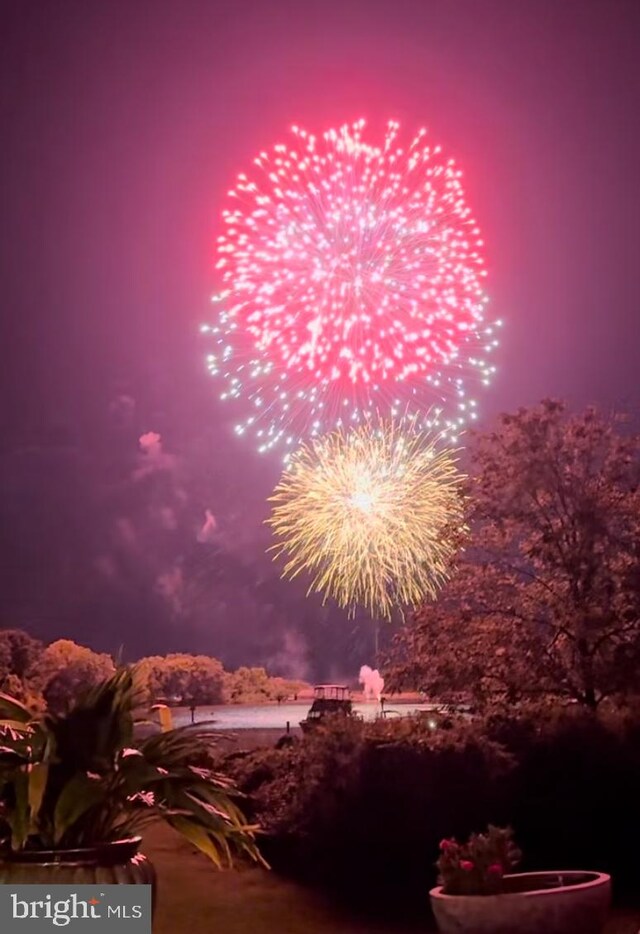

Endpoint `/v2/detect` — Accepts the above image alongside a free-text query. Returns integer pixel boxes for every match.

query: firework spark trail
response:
[204,120,500,454]
[267,420,466,619]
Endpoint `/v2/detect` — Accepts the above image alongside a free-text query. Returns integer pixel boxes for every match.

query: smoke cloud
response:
[197,509,218,544]
[359,664,384,702]
[139,432,162,457]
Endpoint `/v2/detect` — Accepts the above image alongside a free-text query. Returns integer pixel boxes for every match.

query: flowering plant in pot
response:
[0,669,263,895]
[430,826,611,934]
[437,825,521,895]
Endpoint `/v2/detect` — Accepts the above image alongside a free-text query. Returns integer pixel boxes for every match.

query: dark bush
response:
[224,716,511,918]
[500,711,640,890]
[225,709,640,917]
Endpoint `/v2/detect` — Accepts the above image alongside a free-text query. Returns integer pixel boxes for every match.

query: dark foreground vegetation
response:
[221,709,640,919]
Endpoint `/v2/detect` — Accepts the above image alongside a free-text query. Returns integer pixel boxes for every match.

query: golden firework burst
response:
[267,421,466,619]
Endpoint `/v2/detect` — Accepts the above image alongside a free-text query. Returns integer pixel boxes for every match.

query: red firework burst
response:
[204,119,499,453]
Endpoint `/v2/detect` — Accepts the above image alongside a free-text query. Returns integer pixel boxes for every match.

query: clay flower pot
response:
[430,870,611,934]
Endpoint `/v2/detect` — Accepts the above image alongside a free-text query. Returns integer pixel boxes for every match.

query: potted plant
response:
[430,825,611,934]
[0,669,263,898]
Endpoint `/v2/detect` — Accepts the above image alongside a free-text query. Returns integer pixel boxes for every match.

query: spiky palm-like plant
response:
[0,669,263,867]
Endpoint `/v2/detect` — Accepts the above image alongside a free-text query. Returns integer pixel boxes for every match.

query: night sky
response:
[1,0,639,671]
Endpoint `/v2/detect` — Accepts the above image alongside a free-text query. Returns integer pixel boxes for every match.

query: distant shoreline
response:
[156,693,426,709]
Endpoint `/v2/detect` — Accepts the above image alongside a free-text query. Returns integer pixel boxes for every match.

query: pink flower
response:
[488,863,503,876]
[439,839,455,851]
[460,860,474,871]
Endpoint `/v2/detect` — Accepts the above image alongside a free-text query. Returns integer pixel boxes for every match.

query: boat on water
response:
[299,684,354,732]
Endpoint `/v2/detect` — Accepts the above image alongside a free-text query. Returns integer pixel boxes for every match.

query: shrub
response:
[228,708,640,914]
[224,715,512,916]
[501,710,640,887]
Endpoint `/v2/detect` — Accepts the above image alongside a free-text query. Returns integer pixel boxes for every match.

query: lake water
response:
[169,701,437,731]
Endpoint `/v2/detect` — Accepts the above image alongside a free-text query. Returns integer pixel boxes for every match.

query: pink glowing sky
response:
[1,0,639,432]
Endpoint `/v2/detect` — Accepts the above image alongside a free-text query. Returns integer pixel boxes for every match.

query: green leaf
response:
[27,763,49,830]
[117,754,172,792]
[8,768,30,850]
[0,693,33,724]
[168,815,224,869]
[53,774,105,845]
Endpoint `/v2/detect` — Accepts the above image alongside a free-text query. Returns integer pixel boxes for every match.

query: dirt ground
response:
[143,822,640,934]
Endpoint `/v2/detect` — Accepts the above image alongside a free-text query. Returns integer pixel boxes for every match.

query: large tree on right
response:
[387,401,640,710]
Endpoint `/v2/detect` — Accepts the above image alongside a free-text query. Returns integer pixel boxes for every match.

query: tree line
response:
[0,631,309,714]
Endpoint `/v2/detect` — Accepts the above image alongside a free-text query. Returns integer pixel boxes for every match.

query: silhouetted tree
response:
[0,628,43,685]
[387,402,640,710]
[36,639,115,714]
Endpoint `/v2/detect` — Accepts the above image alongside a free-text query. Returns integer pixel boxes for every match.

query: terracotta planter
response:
[430,870,611,934]
[0,837,155,912]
